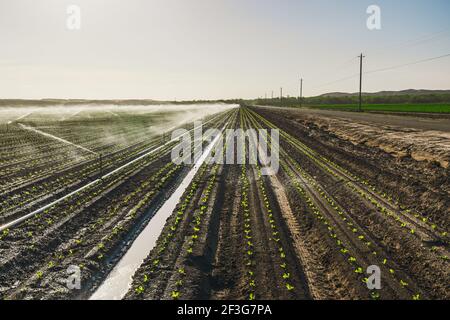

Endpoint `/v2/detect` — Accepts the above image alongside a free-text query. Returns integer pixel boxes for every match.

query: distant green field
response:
[307,103,450,113]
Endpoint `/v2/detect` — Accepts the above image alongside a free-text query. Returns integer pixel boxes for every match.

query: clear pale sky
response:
[1,0,449,100]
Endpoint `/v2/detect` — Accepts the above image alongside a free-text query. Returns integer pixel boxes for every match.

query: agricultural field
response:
[0,104,448,300]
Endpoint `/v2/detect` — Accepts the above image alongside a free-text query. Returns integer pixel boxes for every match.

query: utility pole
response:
[271,91,274,99]
[299,78,303,107]
[358,53,365,112]
[280,87,283,106]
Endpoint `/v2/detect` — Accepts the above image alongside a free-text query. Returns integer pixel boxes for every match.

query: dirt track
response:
[262,106,450,132]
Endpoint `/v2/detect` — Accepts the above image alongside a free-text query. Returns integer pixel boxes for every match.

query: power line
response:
[311,52,450,90]
[333,56,359,71]
[313,73,359,88]
[309,57,358,87]
[308,28,450,91]
[366,27,450,56]
[365,53,450,75]
[401,32,450,50]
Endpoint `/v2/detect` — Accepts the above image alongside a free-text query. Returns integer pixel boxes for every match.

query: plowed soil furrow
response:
[283,157,418,299]
[0,156,180,299]
[0,112,234,300]
[209,165,246,299]
[245,108,431,299]
[129,166,211,299]
[248,106,449,300]
[125,112,237,300]
[246,167,285,299]
[252,107,449,232]
[282,134,444,244]
[241,110,310,300]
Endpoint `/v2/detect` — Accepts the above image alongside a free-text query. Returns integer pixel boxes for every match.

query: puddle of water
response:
[90,124,227,300]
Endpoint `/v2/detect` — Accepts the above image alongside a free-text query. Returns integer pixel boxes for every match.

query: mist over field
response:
[0,103,238,125]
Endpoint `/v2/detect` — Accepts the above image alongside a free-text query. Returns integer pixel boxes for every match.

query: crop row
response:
[132,164,210,298]
[241,109,298,296]
[238,109,257,300]
[131,112,237,298]
[284,158,420,299]
[28,162,183,297]
[0,113,229,219]
[246,107,423,300]
[1,112,234,298]
[170,116,237,299]
[0,146,169,243]
[247,108,447,243]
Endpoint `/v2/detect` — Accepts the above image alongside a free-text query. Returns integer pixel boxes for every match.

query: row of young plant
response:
[2,111,229,212]
[277,122,447,256]
[20,162,184,293]
[279,160,381,299]
[246,108,422,300]
[0,132,171,214]
[132,112,237,298]
[0,141,176,242]
[1,114,228,217]
[0,137,93,192]
[132,164,210,297]
[285,154,421,299]
[240,164,257,300]
[248,108,447,243]
[170,113,238,299]
[0,112,179,193]
[314,144,443,233]
[1,163,183,299]
[239,109,257,300]
[170,163,220,300]
[1,114,232,297]
[0,140,175,223]
[1,114,182,196]
[0,128,63,156]
[1,117,163,166]
[0,120,132,180]
[242,109,297,296]
[345,182,448,261]
[0,140,88,175]
[86,163,182,261]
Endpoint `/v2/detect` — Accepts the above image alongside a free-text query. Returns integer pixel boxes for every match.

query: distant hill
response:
[319,89,450,98]
[252,89,450,107]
